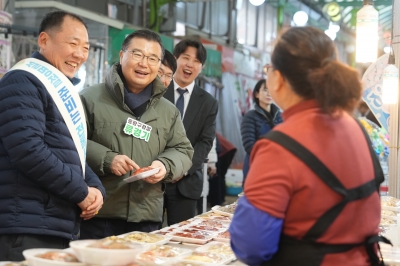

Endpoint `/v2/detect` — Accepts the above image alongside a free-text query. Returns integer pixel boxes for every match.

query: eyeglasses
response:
[158,70,173,81]
[125,50,161,66]
[260,87,270,95]
[263,64,273,76]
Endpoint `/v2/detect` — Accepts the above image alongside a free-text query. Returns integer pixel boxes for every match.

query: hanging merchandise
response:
[382,2,399,105]
[355,0,379,63]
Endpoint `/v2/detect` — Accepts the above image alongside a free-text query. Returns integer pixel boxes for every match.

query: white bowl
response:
[22,248,84,266]
[69,239,144,266]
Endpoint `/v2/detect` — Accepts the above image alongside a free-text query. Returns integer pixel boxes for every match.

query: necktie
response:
[176,88,188,119]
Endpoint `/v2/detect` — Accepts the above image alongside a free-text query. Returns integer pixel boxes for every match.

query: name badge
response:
[123,117,152,142]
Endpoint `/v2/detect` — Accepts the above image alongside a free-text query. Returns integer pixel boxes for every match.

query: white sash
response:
[9,58,87,176]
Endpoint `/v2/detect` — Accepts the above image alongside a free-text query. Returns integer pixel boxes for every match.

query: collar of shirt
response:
[172,79,195,100]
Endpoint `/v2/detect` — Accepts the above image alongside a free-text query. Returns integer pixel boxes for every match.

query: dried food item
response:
[203,243,234,256]
[134,167,154,175]
[88,238,134,249]
[382,210,397,216]
[124,232,164,243]
[198,220,229,228]
[173,232,207,239]
[381,196,400,207]
[380,218,396,226]
[153,230,169,235]
[35,251,79,262]
[216,204,237,214]
[189,225,219,232]
[197,212,231,221]
[183,251,226,263]
[177,220,192,226]
[216,230,230,239]
[137,245,190,262]
[180,229,214,236]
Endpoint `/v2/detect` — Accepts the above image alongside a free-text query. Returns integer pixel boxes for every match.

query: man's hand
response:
[77,187,96,211]
[111,155,139,176]
[143,160,166,184]
[80,187,104,220]
[208,166,217,176]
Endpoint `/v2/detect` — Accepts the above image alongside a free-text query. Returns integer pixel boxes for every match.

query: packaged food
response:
[182,251,228,264]
[35,251,79,262]
[196,242,234,257]
[136,245,191,264]
[122,231,172,245]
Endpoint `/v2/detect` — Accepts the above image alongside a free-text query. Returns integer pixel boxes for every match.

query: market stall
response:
[0,202,242,266]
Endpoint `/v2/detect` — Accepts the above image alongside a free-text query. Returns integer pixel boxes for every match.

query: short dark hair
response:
[121,29,165,59]
[162,50,177,74]
[271,27,361,115]
[39,11,87,34]
[173,39,207,65]
[253,79,266,106]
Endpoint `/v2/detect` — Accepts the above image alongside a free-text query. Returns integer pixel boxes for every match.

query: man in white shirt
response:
[163,39,218,225]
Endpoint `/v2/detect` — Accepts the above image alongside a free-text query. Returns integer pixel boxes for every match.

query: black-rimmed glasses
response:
[125,50,161,66]
[158,70,173,81]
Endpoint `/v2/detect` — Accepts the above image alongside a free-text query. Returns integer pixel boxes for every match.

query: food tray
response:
[211,206,234,218]
[382,205,400,212]
[184,225,226,233]
[0,262,28,266]
[135,245,192,264]
[180,251,232,265]
[124,167,161,183]
[195,241,236,261]
[166,231,213,245]
[22,248,86,266]
[195,212,232,222]
[194,219,230,229]
[212,230,230,243]
[165,261,217,266]
[120,231,172,246]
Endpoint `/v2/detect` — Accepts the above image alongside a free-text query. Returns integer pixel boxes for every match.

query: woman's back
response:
[246,100,380,265]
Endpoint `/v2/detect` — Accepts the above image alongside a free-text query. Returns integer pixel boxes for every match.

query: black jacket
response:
[0,52,105,240]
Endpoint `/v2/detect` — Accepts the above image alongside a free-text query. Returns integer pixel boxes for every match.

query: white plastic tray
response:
[180,251,232,265]
[120,231,172,246]
[166,232,213,245]
[123,167,161,183]
[135,245,192,264]
[211,206,234,218]
[195,241,235,260]
[212,230,230,243]
[195,212,232,222]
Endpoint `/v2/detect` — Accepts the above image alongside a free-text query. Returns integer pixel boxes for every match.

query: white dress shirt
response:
[173,80,195,119]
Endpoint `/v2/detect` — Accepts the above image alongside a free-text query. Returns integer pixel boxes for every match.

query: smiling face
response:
[119,37,162,93]
[38,15,89,79]
[174,46,203,88]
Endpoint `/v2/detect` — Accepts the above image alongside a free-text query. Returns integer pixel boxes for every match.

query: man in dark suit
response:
[164,39,218,225]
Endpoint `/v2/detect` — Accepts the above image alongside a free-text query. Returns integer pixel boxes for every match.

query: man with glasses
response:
[79,29,193,238]
[158,50,176,87]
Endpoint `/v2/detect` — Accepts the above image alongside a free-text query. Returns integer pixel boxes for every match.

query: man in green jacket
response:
[79,29,193,238]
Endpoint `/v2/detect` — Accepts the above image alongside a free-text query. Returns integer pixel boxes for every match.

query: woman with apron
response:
[230,26,389,266]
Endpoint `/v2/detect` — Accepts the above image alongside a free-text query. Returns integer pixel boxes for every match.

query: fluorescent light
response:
[249,0,265,6]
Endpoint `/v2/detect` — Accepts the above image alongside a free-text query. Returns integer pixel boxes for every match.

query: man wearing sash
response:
[0,11,105,261]
[79,30,193,238]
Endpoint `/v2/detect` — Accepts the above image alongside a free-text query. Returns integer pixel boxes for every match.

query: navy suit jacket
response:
[164,82,218,199]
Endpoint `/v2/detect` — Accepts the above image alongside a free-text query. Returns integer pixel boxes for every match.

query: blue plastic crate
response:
[226,186,243,196]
